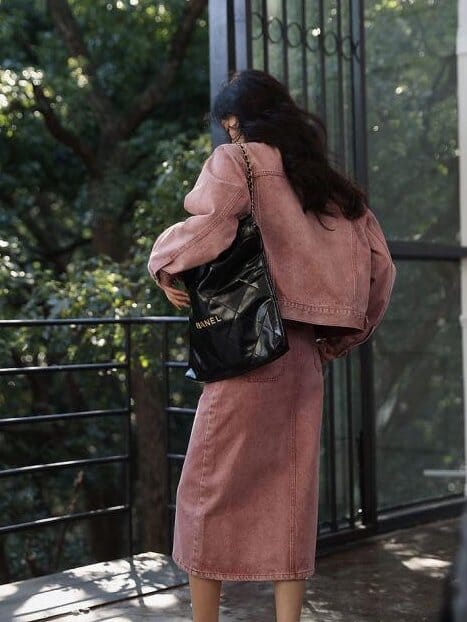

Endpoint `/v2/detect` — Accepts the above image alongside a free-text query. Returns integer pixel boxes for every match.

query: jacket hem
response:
[171,553,315,581]
[278,298,366,330]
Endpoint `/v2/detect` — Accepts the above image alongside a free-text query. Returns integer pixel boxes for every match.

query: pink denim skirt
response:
[171,318,324,581]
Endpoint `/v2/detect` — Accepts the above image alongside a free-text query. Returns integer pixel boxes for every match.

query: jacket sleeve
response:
[317,206,397,364]
[147,143,250,289]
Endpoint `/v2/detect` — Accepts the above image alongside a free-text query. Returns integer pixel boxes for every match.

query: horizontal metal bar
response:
[378,493,464,517]
[376,494,466,533]
[0,362,126,376]
[389,240,467,261]
[0,504,129,535]
[0,408,129,427]
[423,469,466,478]
[167,453,186,461]
[0,316,189,327]
[0,454,129,478]
[164,361,189,368]
[318,517,354,532]
[316,495,465,556]
[166,406,197,416]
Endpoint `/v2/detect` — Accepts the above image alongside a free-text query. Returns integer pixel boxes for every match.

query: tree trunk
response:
[131,362,170,554]
[89,144,129,260]
[91,214,125,260]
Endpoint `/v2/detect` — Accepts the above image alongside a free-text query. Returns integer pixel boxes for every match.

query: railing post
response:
[349,0,378,529]
[457,0,467,496]
[209,0,236,147]
[162,322,172,548]
[124,322,134,557]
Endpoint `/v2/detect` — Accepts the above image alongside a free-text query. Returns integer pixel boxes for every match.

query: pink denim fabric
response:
[171,319,324,581]
[147,141,397,366]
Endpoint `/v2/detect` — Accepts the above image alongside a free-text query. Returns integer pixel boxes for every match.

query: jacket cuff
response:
[154,268,178,288]
[316,338,349,365]
[316,319,379,363]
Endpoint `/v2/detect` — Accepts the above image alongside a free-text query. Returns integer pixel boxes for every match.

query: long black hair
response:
[211,69,367,226]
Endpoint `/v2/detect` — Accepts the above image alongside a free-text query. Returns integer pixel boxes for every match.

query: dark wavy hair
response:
[211,69,367,227]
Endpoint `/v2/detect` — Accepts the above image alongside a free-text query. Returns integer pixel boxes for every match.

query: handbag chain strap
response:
[237,143,256,220]
[237,142,278,287]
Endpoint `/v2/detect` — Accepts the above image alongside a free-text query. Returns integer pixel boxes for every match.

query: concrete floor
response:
[0,516,461,622]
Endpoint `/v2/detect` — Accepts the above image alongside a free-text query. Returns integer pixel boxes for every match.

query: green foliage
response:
[0,0,211,581]
[0,128,211,579]
[365,0,458,244]
[0,132,211,320]
[0,0,210,273]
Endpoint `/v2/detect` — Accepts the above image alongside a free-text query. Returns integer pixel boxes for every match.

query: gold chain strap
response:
[238,142,255,220]
[237,142,276,284]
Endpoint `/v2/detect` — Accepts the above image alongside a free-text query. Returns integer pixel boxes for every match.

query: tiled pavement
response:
[0,516,462,621]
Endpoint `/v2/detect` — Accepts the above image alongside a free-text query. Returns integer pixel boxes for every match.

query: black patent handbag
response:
[180,142,289,383]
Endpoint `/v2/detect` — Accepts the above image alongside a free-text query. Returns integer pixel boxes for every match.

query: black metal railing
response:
[0,316,189,558]
[0,315,464,571]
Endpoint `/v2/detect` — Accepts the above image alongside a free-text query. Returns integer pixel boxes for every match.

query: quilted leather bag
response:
[180,142,289,383]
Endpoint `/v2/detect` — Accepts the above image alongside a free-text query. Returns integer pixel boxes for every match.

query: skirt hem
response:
[172,553,315,581]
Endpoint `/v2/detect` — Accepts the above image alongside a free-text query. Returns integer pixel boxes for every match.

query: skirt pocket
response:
[242,351,287,383]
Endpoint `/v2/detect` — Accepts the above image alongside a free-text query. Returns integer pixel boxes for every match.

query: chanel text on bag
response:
[195,315,223,330]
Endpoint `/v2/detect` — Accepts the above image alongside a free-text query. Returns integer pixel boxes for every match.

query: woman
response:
[148,69,396,622]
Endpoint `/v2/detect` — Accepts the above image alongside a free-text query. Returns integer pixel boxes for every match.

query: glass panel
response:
[251,0,265,69]
[319,349,362,531]
[250,0,356,169]
[266,0,286,83]
[374,260,464,510]
[244,0,463,528]
[285,0,304,105]
[365,1,459,244]
[304,1,323,114]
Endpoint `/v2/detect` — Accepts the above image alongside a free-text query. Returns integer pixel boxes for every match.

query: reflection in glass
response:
[365,0,459,243]
[374,260,464,509]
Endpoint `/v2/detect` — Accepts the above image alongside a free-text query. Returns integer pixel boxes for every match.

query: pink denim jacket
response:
[147,141,397,364]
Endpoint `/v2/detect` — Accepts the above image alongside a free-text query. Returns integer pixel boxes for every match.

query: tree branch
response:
[32,83,98,175]
[0,189,91,272]
[118,0,208,138]
[46,0,117,130]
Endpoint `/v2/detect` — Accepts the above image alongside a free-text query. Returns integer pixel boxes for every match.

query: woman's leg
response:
[188,574,222,622]
[274,579,306,622]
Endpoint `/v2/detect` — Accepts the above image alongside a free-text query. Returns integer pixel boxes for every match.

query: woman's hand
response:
[161,283,191,311]
[155,269,190,310]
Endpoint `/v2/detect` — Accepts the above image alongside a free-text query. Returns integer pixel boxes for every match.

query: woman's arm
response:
[317,206,397,364]
[147,143,251,289]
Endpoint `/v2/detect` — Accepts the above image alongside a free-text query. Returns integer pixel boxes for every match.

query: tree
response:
[0,0,211,581]
[1,0,208,265]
